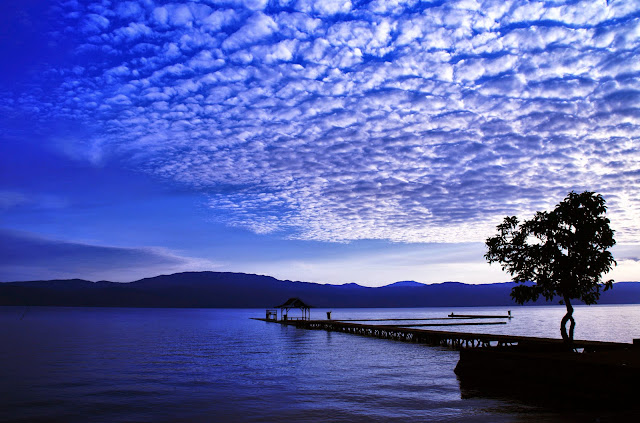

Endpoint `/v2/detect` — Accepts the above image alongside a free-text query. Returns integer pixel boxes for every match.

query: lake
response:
[1,305,639,422]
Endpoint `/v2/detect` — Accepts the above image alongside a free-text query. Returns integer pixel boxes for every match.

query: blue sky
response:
[1,0,639,285]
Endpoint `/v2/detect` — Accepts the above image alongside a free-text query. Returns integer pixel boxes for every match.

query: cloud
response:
[0,230,218,282]
[81,14,110,34]
[5,0,640,244]
[116,2,145,20]
[222,12,278,50]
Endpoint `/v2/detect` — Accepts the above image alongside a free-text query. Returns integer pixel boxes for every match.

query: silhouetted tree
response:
[485,191,616,345]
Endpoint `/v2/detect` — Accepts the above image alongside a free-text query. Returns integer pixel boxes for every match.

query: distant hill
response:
[1,271,639,308]
[382,281,426,287]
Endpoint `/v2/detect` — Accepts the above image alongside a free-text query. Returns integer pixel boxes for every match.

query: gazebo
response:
[273,297,312,321]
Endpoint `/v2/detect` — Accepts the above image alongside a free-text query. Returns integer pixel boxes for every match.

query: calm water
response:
[1,305,639,422]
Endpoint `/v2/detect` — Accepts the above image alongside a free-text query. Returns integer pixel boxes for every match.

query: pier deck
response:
[253,318,632,351]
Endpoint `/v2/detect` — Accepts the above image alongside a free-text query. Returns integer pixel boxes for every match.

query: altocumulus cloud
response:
[4,0,640,243]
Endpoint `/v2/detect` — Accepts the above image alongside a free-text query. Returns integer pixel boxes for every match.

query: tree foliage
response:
[485,191,616,343]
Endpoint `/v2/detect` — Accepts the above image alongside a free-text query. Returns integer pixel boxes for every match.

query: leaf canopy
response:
[485,191,616,305]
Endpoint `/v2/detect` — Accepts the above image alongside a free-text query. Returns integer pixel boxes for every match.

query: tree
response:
[485,191,616,345]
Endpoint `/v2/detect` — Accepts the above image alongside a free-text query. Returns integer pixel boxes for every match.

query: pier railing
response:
[254,318,631,352]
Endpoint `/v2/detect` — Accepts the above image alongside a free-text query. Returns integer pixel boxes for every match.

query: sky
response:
[1,0,639,286]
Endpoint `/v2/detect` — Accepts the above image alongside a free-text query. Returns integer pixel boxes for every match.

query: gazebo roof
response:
[274,297,312,309]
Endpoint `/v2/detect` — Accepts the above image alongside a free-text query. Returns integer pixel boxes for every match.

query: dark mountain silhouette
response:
[1,271,639,308]
[382,280,426,287]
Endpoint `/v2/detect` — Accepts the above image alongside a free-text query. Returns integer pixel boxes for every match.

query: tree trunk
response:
[560,295,575,347]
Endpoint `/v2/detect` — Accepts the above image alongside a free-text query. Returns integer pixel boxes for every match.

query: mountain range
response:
[1,271,639,308]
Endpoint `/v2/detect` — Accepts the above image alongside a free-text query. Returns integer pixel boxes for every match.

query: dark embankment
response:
[455,344,640,409]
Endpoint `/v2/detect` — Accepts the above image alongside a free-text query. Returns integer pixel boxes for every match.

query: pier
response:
[255,307,639,405]
[253,317,631,352]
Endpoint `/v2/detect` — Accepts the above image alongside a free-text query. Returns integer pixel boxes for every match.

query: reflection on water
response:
[0,305,638,422]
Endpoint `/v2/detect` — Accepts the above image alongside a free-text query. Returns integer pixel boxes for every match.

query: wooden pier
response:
[253,318,631,351]
[256,312,639,405]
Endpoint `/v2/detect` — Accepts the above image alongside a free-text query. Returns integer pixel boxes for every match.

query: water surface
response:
[1,305,638,422]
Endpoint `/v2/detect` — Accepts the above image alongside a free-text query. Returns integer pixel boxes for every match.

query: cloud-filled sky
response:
[1,0,639,285]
